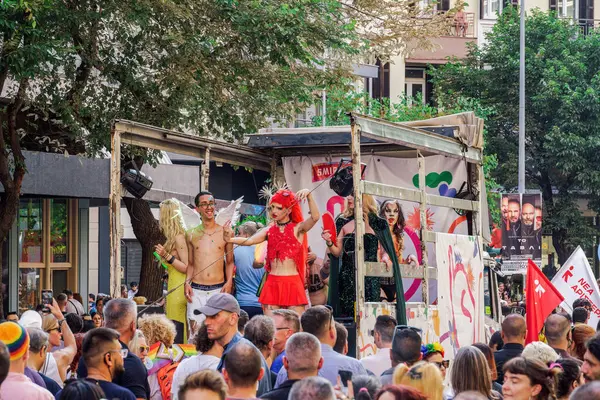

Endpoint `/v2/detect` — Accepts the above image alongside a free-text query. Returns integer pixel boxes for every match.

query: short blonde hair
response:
[521,341,559,364]
[138,313,177,347]
[393,361,443,400]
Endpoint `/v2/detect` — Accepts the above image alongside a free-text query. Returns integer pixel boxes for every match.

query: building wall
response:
[88,207,99,296]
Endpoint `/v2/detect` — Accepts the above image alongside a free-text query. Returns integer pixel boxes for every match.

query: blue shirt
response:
[275,344,367,387]
[234,246,264,307]
[270,351,285,374]
[219,333,273,396]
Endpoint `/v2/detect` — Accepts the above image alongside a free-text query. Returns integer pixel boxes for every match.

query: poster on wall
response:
[436,232,485,358]
[500,193,542,274]
[283,155,470,303]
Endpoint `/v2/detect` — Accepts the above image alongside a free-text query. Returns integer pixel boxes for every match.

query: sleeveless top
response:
[41,352,63,388]
[265,223,304,280]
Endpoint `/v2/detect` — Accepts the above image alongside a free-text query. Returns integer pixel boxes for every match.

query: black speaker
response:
[121,160,153,199]
[335,317,357,359]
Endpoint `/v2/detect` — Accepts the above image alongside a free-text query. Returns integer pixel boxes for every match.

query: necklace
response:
[276,220,291,226]
[202,227,222,243]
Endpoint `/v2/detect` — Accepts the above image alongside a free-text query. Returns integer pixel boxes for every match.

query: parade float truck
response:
[109,113,502,361]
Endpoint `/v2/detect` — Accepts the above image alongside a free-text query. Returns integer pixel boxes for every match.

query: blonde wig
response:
[393,361,443,400]
[128,329,147,354]
[138,313,177,348]
[159,199,186,253]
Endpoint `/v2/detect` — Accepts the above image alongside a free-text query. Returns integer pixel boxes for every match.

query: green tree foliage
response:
[0,0,359,301]
[311,87,501,225]
[432,7,600,263]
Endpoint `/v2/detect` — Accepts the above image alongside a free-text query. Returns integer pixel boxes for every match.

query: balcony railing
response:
[424,11,476,38]
[577,18,600,35]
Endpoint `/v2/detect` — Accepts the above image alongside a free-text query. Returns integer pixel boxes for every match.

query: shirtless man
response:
[223,188,319,316]
[185,191,234,336]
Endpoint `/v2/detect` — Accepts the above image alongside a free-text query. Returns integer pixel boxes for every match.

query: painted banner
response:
[358,302,441,359]
[282,155,469,302]
[551,246,600,327]
[500,193,543,274]
[436,233,485,358]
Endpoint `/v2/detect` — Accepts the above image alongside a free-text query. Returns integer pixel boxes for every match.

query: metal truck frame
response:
[109,113,502,356]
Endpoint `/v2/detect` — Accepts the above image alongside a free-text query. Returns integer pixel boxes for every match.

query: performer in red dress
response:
[223,188,319,316]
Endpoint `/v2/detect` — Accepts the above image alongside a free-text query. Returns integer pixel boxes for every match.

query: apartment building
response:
[367,0,599,106]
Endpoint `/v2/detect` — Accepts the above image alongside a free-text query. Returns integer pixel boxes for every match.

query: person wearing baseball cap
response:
[197,293,273,395]
[0,321,53,399]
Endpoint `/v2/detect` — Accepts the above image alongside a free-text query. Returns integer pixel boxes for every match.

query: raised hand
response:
[223,221,234,243]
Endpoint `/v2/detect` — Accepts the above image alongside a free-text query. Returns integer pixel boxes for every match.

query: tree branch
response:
[66,11,100,113]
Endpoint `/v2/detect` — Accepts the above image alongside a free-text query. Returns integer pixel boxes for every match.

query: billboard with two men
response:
[501,193,542,274]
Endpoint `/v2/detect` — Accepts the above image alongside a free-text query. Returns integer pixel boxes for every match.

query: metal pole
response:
[518,0,526,194]
[350,114,365,358]
[322,89,327,127]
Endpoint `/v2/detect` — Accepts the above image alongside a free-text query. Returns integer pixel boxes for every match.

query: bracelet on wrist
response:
[326,241,333,248]
[168,255,176,264]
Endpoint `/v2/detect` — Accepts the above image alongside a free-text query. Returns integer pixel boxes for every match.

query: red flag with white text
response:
[526,259,564,344]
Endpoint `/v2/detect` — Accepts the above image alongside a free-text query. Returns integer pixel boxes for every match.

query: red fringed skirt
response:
[259,274,308,306]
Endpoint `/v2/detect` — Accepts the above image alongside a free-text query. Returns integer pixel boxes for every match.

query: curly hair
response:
[159,199,186,253]
[194,323,216,353]
[379,200,406,259]
[138,313,176,347]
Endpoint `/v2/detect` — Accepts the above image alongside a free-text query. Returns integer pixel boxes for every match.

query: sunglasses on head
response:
[395,325,423,334]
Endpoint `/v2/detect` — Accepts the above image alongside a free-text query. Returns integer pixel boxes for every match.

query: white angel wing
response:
[165,198,202,232]
[215,196,244,227]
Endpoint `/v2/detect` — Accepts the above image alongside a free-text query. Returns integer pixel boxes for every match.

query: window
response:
[19,199,44,264]
[550,0,574,17]
[19,268,41,314]
[405,68,427,104]
[372,60,390,100]
[50,199,69,263]
[17,198,77,312]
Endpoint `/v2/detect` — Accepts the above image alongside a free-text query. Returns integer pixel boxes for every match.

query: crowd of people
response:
[2,294,600,400]
[3,189,600,399]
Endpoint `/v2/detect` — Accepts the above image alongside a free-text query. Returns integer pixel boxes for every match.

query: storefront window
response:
[18,268,40,313]
[50,199,69,263]
[18,199,43,263]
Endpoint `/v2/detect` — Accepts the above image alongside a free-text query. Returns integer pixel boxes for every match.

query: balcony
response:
[576,18,600,35]
[406,12,477,64]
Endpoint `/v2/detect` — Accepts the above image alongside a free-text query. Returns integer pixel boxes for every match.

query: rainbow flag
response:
[146,342,197,375]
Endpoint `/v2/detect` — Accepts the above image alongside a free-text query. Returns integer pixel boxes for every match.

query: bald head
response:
[224,342,263,388]
[544,314,571,346]
[501,314,526,343]
[284,332,322,378]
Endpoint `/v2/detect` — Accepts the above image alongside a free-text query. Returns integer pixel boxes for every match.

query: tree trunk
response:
[123,197,165,302]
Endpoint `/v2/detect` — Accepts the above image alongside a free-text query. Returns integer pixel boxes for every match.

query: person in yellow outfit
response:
[155,199,190,343]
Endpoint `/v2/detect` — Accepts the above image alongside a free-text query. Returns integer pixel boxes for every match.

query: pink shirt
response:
[0,372,54,400]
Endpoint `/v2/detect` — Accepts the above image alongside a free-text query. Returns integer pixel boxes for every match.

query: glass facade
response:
[18,199,44,263]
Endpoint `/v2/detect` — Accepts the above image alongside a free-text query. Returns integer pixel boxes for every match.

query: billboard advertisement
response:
[501,193,542,274]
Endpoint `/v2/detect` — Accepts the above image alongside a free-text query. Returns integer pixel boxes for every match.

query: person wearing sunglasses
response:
[64,327,135,400]
[421,342,448,379]
[380,325,423,387]
[128,330,149,366]
[41,299,77,388]
[274,305,367,387]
